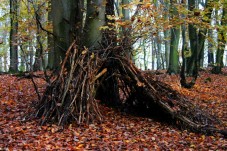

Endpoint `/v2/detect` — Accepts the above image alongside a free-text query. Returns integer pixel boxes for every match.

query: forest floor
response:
[0,69,227,150]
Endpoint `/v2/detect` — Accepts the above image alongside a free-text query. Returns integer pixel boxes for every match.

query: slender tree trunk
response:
[197,0,213,67]
[164,30,170,69]
[152,39,155,70]
[155,0,162,70]
[208,29,214,66]
[33,2,48,71]
[28,42,34,71]
[20,52,26,71]
[33,34,42,71]
[33,8,43,71]
[168,0,180,74]
[164,0,170,69]
[0,57,3,72]
[187,0,198,75]
[181,13,188,70]
[187,0,213,74]
[2,23,8,72]
[179,0,197,88]
[212,2,227,73]
[3,53,7,72]
[168,27,180,74]
[156,33,162,70]
[9,0,19,72]
[142,40,147,70]
[47,1,54,69]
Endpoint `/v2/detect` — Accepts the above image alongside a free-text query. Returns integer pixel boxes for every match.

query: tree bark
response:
[187,0,213,74]
[168,0,180,74]
[163,0,170,69]
[33,13,43,71]
[51,0,79,69]
[47,1,54,69]
[9,0,19,72]
[197,0,213,67]
[208,29,214,66]
[83,0,105,49]
[212,2,227,74]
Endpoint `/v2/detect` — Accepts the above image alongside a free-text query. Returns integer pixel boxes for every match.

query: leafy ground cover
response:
[0,70,227,150]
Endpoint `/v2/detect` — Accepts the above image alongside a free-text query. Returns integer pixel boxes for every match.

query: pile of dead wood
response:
[34,41,226,137]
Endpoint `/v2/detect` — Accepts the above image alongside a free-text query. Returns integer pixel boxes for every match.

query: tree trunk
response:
[51,0,79,69]
[83,0,105,49]
[1,23,8,72]
[187,0,198,75]
[164,1,170,69]
[9,0,19,72]
[168,0,180,74]
[187,0,213,74]
[47,1,54,70]
[180,14,196,88]
[164,30,170,69]
[33,2,48,71]
[168,28,180,74]
[156,33,162,70]
[180,0,198,88]
[3,53,7,72]
[122,0,134,60]
[142,40,147,70]
[208,29,214,66]
[0,57,3,72]
[212,2,227,74]
[33,16,43,71]
[197,0,213,67]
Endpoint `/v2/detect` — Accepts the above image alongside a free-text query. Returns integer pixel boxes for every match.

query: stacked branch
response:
[93,54,225,136]
[36,42,104,125]
[35,42,226,137]
[109,56,222,134]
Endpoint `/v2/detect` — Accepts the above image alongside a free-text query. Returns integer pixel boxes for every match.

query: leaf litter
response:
[0,70,227,150]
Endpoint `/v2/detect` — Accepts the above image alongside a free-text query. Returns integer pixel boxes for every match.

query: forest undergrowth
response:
[0,69,227,150]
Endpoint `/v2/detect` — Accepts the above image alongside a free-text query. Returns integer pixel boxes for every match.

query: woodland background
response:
[0,0,226,73]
